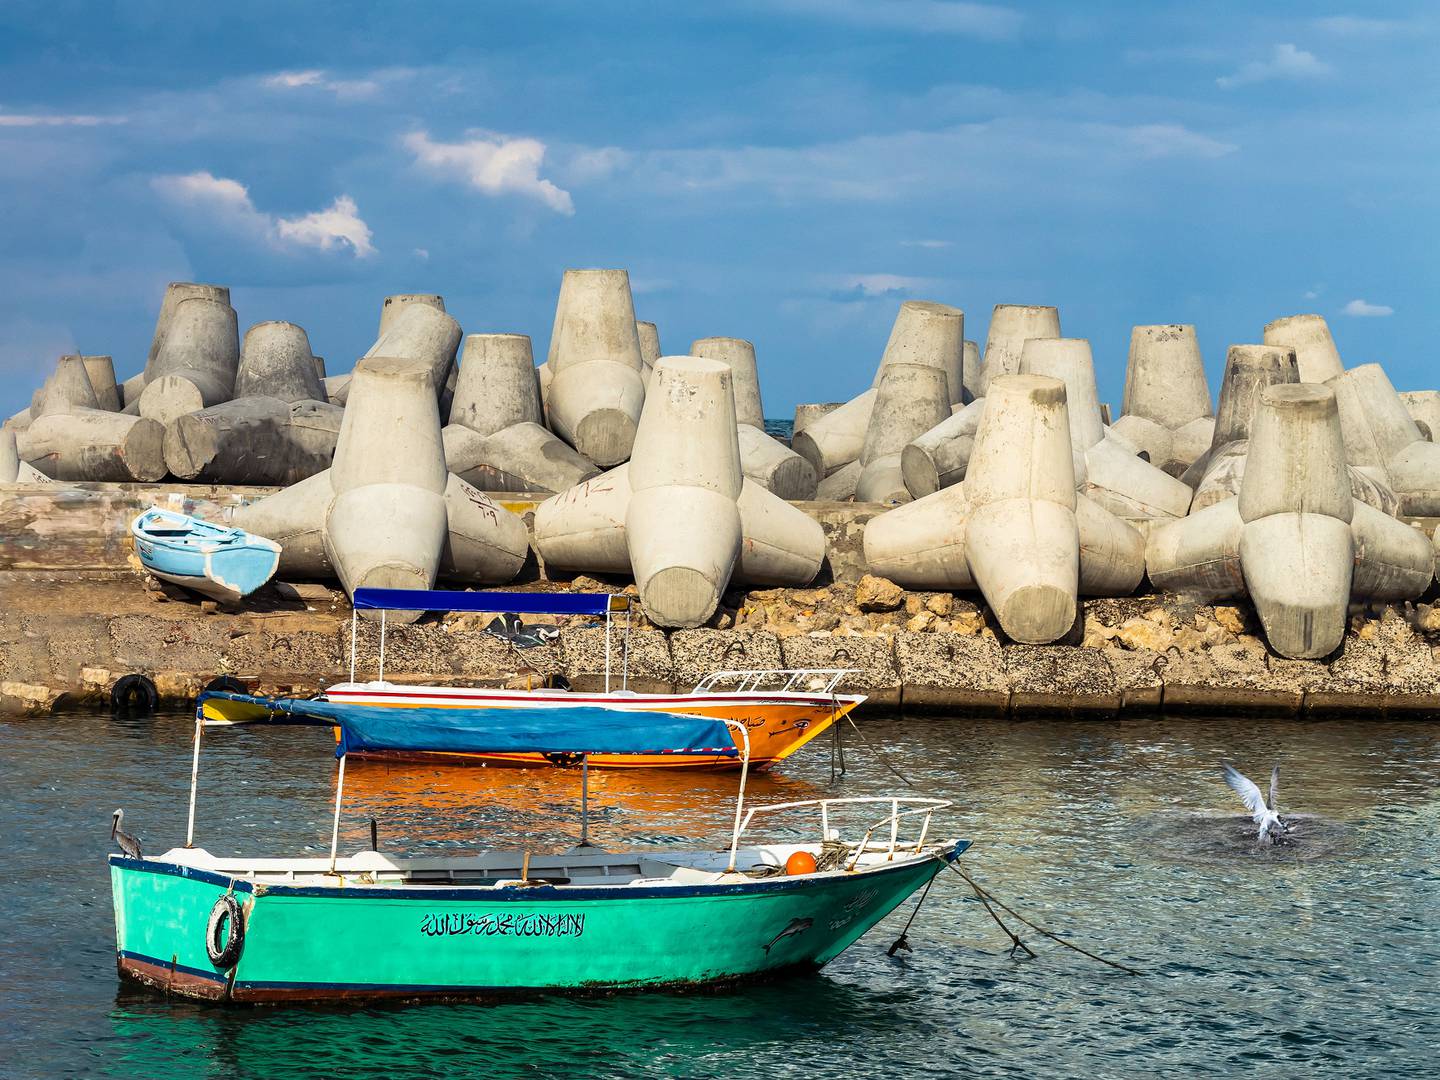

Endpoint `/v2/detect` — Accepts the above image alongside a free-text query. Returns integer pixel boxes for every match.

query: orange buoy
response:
[785,850,818,876]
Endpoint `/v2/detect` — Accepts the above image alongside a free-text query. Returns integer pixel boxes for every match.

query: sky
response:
[1,1,1436,421]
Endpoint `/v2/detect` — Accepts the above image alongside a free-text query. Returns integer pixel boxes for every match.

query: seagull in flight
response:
[1220,760,1290,843]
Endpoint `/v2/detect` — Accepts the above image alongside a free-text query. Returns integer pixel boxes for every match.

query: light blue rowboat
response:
[131,508,281,603]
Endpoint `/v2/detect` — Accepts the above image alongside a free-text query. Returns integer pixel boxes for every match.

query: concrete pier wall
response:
[3,481,1440,716]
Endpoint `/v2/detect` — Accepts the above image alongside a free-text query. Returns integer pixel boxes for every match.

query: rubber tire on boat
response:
[203,675,248,697]
[206,894,245,969]
[110,674,158,715]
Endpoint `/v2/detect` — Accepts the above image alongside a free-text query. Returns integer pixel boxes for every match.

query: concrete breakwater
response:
[4,481,1440,716]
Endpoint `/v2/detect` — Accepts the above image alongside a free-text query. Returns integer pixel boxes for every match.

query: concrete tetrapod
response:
[977,304,1059,398]
[1400,391,1440,442]
[1,425,19,482]
[1328,363,1440,516]
[1021,338,1193,519]
[856,302,964,502]
[164,396,343,485]
[139,296,240,424]
[235,322,325,403]
[442,421,599,494]
[900,399,983,498]
[449,334,543,436]
[17,409,166,481]
[81,356,121,412]
[692,337,765,429]
[230,357,529,619]
[793,403,842,438]
[378,294,445,337]
[1263,314,1344,384]
[36,355,101,416]
[534,359,824,625]
[792,389,877,478]
[143,282,232,381]
[626,355,743,627]
[362,302,462,395]
[636,321,660,391]
[961,340,980,404]
[865,374,1145,644]
[1170,344,1403,514]
[1147,384,1433,659]
[1110,325,1215,476]
[546,268,647,467]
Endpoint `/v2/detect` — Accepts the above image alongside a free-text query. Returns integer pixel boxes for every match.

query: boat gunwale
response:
[109,841,968,900]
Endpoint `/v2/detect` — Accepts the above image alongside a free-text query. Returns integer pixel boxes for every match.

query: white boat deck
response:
[153,842,950,891]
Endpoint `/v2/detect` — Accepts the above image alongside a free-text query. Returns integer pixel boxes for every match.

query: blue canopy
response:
[352,587,627,616]
[197,692,738,758]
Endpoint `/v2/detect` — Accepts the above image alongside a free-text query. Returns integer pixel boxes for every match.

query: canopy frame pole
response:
[621,603,631,691]
[579,754,591,847]
[185,707,203,848]
[726,721,752,872]
[328,752,347,873]
[378,610,387,683]
[349,608,357,685]
[604,607,612,693]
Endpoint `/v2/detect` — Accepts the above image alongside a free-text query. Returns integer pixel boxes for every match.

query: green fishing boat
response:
[110,694,968,1003]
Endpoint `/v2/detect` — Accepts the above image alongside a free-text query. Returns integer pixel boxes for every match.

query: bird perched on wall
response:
[1220,760,1290,844]
[110,808,142,859]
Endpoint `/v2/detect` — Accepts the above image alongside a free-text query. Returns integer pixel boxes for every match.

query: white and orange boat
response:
[203,587,864,771]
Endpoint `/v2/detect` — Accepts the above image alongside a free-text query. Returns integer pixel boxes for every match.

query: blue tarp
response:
[198,692,738,758]
[352,587,625,616]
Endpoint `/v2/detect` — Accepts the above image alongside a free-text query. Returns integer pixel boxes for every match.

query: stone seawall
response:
[2,482,1439,716]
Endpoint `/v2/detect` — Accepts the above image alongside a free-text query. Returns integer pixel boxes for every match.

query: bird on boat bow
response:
[111,809,143,859]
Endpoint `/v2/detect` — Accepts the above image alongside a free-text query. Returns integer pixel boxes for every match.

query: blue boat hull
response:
[132,509,281,603]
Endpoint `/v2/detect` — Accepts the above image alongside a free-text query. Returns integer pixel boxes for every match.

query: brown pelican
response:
[110,809,142,859]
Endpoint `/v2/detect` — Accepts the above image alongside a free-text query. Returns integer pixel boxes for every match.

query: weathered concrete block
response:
[894,632,1007,712]
[561,625,673,690]
[668,629,782,688]
[779,633,899,706]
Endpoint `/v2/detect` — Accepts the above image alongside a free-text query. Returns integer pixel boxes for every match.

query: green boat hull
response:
[111,845,964,1003]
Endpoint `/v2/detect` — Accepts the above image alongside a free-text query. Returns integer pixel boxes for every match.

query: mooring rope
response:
[936,857,1144,976]
[844,714,915,789]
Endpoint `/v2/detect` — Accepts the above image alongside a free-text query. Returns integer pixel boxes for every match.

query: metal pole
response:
[185,709,203,848]
[621,603,631,691]
[349,608,357,684]
[328,753,347,872]
[579,754,590,847]
[604,607,612,694]
[378,610,387,683]
[727,723,751,872]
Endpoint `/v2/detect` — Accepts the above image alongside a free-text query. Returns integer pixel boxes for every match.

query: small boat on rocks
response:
[130,508,280,603]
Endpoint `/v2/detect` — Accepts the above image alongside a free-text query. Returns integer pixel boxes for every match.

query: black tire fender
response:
[205,894,245,969]
[110,674,158,715]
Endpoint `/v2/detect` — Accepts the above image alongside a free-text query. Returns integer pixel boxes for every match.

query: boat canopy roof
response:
[197,692,738,758]
[352,587,630,615]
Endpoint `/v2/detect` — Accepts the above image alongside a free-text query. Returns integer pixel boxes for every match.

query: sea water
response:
[2,711,1436,1079]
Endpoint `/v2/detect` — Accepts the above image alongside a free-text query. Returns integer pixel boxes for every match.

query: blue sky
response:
[1,1,1435,420]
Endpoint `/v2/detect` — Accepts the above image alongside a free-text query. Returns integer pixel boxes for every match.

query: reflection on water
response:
[3,711,1437,1079]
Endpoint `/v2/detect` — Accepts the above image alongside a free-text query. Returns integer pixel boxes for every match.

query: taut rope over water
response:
[937,858,1145,976]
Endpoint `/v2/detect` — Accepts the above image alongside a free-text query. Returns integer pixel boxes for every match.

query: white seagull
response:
[1220,760,1289,843]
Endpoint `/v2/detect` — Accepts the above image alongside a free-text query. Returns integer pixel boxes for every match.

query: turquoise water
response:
[3,711,1437,1079]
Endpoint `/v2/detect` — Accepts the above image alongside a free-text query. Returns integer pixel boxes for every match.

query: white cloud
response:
[1341,298,1393,317]
[405,130,574,214]
[834,273,934,297]
[413,247,430,261]
[0,110,127,127]
[262,69,382,100]
[1217,44,1331,89]
[769,0,1022,40]
[901,239,954,249]
[152,171,375,257]
[276,195,375,257]
[564,146,631,183]
[1099,123,1238,159]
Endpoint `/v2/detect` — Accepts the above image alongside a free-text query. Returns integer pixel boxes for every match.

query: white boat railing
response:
[690,668,860,696]
[734,796,952,868]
